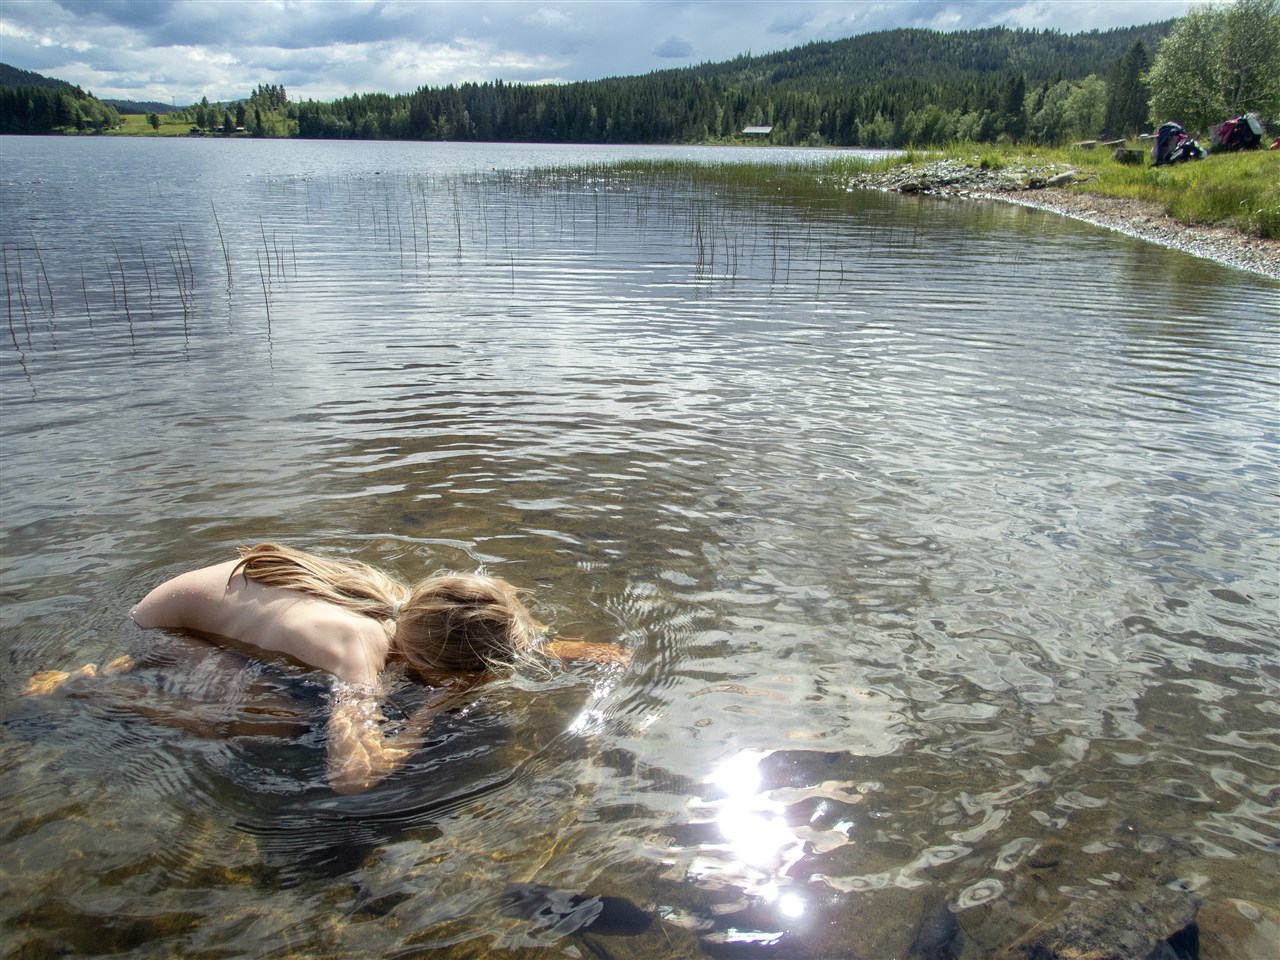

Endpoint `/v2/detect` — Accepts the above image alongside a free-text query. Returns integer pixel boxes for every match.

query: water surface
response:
[2,137,1277,958]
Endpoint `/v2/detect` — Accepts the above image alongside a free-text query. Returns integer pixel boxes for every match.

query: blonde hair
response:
[232,543,545,674]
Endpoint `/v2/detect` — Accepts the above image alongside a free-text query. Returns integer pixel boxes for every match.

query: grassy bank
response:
[107,114,188,136]
[107,113,240,136]
[853,142,1280,240]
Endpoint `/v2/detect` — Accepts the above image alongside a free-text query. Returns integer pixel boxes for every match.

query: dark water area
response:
[2,136,1277,958]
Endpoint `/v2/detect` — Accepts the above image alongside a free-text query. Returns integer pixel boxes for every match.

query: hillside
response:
[0,62,74,91]
[102,99,184,115]
[652,22,1168,90]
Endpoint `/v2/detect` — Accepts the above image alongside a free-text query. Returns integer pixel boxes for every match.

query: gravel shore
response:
[843,159,1280,280]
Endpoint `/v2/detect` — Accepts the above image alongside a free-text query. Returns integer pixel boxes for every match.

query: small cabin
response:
[742,125,773,137]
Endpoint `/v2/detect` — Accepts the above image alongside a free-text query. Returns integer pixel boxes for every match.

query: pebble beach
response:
[842,158,1280,281]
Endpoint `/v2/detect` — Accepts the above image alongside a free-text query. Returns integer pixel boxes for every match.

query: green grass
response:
[109,113,208,136]
[1080,149,1279,240]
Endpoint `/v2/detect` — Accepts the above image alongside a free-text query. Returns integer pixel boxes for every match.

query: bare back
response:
[131,559,389,685]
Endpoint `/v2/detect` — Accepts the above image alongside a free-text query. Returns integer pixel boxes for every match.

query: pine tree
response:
[1103,40,1151,137]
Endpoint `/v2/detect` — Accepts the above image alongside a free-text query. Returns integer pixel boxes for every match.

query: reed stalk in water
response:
[256,250,271,327]
[211,201,232,287]
[29,231,54,317]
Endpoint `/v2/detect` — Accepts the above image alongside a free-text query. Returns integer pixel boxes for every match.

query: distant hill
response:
[0,62,75,91]
[646,22,1170,91]
[102,99,186,115]
[0,63,187,113]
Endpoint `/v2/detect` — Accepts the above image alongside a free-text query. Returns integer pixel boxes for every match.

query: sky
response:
[1,0,1197,106]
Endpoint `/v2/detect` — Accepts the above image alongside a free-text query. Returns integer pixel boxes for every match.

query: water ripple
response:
[3,139,1277,957]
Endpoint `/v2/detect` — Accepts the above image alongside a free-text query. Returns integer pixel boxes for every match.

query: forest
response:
[0,64,120,134]
[0,22,1173,146]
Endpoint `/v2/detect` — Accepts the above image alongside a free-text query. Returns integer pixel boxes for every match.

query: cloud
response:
[652,34,694,58]
[768,10,814,35]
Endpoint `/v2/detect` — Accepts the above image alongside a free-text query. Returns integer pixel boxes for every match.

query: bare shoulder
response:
[131,558,241,630]
[131,556,388,683]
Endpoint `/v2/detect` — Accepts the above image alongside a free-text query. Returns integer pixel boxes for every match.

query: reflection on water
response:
[2,138,1278,958]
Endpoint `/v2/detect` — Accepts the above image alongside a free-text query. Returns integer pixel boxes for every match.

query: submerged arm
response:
[544,639,633,668]
[324,676,483,795]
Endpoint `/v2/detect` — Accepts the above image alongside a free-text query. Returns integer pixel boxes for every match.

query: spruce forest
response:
[2,22,1173,146]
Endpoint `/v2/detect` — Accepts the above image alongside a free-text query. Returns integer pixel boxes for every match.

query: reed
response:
[81,267,93,326]
[256,250,271,326]
[3,244,32,346]
[110,240,131,319]
[212,201,232,287]
[29,232,54,316]
[259,216,273,280]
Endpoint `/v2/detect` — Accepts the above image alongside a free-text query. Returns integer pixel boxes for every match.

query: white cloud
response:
[653,35,694,58]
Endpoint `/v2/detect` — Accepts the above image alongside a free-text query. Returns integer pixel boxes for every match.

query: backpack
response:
[1153,121,1206,165]
[1153,121,1185,165]
[1211,115,1264,151]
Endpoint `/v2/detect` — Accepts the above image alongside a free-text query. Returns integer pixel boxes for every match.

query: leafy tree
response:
[1148,0,1280,133]
[1217,0,1280,119]
[148,111,160,130]
[857,111,895,147]
[1064,75,1109,138]
[1029,79,1073,142]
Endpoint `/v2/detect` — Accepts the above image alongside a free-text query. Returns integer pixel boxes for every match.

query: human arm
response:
[544,639,633,668]
[131,560,244,632]
[324,675,484,795]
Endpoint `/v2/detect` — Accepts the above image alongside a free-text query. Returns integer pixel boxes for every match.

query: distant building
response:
[742,125,773,136]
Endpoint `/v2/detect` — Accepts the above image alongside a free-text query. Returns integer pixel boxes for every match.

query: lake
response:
[1,136,1277,958]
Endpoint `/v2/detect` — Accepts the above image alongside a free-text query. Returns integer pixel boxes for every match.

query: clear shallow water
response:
[2,136,1278,958]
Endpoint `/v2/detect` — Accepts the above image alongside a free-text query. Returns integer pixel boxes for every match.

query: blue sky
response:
[1,0,1195,105]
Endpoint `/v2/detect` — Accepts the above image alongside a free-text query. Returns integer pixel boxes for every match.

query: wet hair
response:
[232,542,545,674]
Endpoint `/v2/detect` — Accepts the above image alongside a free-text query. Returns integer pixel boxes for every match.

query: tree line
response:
[0,81,120,134]
[161,85,299,136]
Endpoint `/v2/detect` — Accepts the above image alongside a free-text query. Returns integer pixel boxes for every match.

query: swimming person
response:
[25,542,630,793]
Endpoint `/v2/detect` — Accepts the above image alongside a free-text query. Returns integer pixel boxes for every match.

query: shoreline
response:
[843,160,1280,281]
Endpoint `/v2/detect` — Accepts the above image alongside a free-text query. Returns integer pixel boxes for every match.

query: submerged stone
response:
[907,893,962,959]
[500,882,652,938]
[1196,898,1280,960]
[993,887,1198,960]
